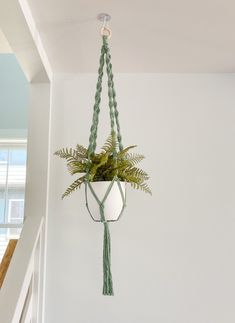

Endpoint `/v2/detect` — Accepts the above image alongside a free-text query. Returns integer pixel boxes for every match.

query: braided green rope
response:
[85,179,126,295]
[100,204,113,295]
[87,43,105,164]
[103,36,123,152]
[86,35,125,296]
[87,36,123,160]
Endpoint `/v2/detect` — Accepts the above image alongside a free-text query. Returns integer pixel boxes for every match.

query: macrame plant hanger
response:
[85,13,126,296]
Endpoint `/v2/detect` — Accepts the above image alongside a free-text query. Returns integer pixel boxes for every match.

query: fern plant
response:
[55,135,151,199]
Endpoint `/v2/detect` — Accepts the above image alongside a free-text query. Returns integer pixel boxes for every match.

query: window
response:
[0,141,27,259]
[8,199,25,235]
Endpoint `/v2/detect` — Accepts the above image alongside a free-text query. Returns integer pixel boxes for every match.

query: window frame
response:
[0,139,27,229]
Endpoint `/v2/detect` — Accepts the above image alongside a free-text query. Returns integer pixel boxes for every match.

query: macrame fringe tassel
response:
[102,222,114,296]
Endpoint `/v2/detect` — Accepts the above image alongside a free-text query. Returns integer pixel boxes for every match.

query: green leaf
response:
[67,161,87,175]
[90,152,109,181]
[117,145,136,158]
[101,133,117,154]
[62,176,86,199]
[76,144,88,159]
[130,182,152,195]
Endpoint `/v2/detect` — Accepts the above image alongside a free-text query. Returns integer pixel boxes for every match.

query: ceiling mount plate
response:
[97,13,111,23]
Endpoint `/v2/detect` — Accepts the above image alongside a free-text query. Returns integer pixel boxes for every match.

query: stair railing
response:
[0,215,45,323]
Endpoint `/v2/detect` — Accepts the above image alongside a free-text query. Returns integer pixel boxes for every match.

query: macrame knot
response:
[99,203,105,222]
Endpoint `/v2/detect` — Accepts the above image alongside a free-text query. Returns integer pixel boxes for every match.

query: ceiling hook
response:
[97,13,112,39]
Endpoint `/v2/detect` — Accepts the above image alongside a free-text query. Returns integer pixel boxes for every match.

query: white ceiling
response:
[26,0,235,73]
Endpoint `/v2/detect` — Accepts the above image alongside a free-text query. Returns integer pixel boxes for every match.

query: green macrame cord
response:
[85,179,126,295]
[86,36,125,296]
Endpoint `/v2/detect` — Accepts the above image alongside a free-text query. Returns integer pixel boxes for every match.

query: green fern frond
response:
[117,145,136,158]
[129,167,149,180]
[54,148,78,162]
[90,152,109,181]
[67,161,87,175]
[124,153,145,166]
[62,176,86,199]
[101,134,117,154]
[130,182,152,195]
[76,144,88,158]
[120,167,149,182]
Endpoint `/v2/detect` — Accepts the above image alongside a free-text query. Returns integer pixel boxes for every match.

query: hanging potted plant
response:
[55,14,151,296]
[55,134,151,219]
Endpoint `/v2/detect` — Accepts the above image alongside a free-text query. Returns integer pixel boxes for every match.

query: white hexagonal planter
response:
[85,181,126,222]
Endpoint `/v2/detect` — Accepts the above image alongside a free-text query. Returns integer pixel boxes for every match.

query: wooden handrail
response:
[0,239,18,288]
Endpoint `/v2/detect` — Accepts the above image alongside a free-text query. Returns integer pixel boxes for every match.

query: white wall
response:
[45,73,235,323]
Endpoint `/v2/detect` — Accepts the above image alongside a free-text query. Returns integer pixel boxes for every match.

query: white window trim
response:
[8,198,24,222]
[0,139,27,148]
[0,141,27,229]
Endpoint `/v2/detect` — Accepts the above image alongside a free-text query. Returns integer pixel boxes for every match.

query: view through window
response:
[0,141,27,261]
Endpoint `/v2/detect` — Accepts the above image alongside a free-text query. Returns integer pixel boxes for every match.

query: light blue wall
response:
[0,54,28,138]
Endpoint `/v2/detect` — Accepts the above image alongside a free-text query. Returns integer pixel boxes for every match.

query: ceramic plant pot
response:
[85,181,126,222]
